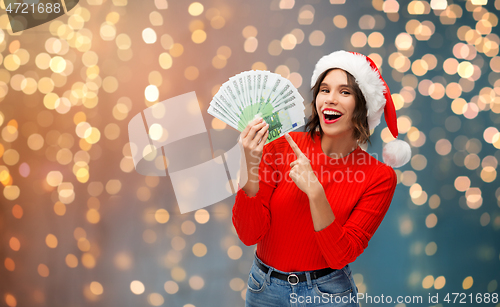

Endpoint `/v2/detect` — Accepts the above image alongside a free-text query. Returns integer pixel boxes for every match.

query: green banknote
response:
[209,70,305,143]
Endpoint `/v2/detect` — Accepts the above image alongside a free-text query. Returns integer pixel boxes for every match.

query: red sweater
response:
[232,131,397,272]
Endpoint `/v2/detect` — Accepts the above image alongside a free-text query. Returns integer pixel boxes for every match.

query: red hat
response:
[311,50,411,168]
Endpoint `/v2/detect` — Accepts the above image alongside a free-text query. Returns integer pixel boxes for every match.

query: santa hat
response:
[311,50,411,168]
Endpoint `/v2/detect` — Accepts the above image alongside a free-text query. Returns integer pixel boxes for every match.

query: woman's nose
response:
[324,95,338,105]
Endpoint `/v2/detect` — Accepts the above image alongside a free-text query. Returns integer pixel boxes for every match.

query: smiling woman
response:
[307,67,371,153]
[232,50,412,307]
[313,68,360,159]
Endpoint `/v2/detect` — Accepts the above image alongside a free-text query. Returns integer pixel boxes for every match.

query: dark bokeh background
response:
[1,0,499,306]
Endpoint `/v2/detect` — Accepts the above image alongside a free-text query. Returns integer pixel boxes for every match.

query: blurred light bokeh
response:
[0,0,499,306]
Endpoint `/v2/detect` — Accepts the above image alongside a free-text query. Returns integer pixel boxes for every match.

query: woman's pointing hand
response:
[285,133,321,197]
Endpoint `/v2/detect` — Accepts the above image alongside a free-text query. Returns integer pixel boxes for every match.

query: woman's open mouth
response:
[322,109,343,124]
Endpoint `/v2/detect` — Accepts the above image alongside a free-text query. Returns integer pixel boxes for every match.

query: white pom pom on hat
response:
[382,139,411,168]
[311,50,411,168]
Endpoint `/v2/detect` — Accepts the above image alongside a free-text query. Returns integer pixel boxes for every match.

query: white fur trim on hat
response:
[311,50,386,131]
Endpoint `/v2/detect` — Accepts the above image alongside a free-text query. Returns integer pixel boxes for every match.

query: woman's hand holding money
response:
[239,117,269,197]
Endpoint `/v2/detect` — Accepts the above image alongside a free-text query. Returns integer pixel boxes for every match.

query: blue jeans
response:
[246,254,360,307]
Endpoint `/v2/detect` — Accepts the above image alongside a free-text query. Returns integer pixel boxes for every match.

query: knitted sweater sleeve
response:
[314,164,397,269]
[232,142,278,246]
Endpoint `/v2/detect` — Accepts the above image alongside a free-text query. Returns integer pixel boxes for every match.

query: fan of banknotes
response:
[208,70,305,144]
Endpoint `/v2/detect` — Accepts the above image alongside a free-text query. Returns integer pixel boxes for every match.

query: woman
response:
[232,50,411,306]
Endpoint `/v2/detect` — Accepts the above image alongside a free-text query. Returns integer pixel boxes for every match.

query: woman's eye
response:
[341,90,350,95]
[321,89,329,93]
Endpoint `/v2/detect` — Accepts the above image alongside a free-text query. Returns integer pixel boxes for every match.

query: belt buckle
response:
[287,273,299,285]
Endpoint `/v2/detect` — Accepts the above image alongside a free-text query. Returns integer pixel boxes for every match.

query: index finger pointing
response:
[285,133,305,158]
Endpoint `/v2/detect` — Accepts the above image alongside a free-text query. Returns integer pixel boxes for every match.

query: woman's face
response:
[315,69,357,139]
